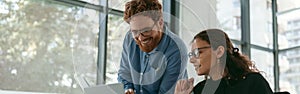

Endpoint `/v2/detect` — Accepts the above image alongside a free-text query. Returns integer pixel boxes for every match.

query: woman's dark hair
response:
[192,29,258,79]
[124,0,162,23]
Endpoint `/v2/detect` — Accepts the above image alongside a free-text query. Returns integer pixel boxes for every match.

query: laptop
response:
[74,74,124,94]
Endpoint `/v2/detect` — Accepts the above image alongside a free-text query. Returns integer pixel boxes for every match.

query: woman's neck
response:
[210,73,223,80]
[209,68,227,81]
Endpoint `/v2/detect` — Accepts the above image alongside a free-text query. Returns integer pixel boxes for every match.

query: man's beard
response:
[135,32,162,52]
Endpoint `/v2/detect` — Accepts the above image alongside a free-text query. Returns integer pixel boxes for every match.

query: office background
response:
[0,0,299,94]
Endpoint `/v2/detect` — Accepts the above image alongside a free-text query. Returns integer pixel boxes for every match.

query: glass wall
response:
[0,0,99,93]
[278,0,300,93]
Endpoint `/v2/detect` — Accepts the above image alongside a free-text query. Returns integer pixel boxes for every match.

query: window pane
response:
[0,0,98,93]
[217,0,241,41]
[106,14,129,84]
[180,0,241,45]
[277,0,300,12]
[250,0,273,48]
[278,0,300,93]
[279,50,299,94]
[109,0,130,11]
[278,1,300,49]
[251,48,274,91]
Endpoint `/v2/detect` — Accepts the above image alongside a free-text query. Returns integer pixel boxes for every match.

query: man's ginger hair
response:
[124,0,162,23]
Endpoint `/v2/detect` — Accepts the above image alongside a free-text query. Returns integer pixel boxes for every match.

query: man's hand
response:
[125,89,134,94]
[175,78,194,94]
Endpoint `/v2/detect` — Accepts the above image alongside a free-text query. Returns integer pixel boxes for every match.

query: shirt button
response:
[140,90,143,93]
[140,73,143,76]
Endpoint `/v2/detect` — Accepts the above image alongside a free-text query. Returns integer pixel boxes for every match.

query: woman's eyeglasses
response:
[188,46,211,58]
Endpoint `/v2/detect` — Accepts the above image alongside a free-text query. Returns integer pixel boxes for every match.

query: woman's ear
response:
[216,46,225,58]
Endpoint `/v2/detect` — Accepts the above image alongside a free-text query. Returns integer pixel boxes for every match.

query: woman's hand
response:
[175,78,194,94]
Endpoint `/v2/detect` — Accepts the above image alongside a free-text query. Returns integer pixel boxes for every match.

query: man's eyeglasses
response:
[131,22,156,38]
[188,46,211,58]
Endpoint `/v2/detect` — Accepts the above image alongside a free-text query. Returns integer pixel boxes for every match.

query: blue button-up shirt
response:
[118,27,188,94]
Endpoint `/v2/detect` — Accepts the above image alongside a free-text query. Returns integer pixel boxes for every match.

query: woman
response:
[175,29,273,94]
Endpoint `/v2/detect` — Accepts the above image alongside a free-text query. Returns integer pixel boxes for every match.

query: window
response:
[0,0,98,93]
[278,0,300,93]
[266,0,272,9]
[250,0,273,48]
[106,14,128,84]
[233,0,240,8]
[108,0,129,11]
[233,16,241,30]
[251,48,274,88]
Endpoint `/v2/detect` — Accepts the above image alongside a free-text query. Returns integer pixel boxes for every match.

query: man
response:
[118,0,188,94]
